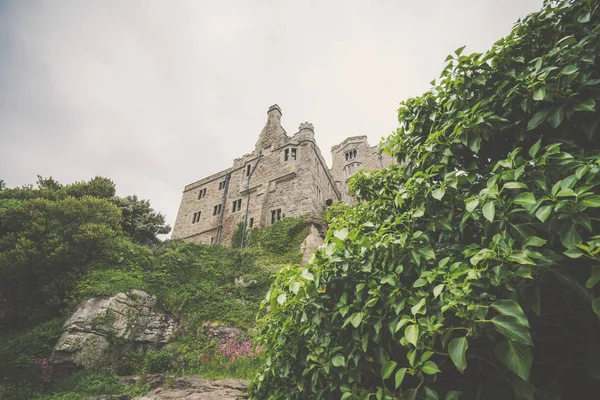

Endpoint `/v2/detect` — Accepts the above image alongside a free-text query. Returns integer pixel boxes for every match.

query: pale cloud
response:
[0,0,543,229]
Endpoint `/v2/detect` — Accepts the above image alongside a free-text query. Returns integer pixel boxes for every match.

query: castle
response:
[171,105,393,246]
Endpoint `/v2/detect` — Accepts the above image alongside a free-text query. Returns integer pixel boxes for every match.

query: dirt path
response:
[123,375,248,399]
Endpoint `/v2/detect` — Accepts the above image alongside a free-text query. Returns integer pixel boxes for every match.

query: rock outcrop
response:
[128,376,248,400]
[52,290,176,368]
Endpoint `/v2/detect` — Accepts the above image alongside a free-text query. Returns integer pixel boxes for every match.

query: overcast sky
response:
[0,0,543,232]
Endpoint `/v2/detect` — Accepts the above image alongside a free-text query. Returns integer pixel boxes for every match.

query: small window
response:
[345,149,358,160]
[210,237,215,244]
[232,199,242,212]
[191,211,201,223]
[271,208,282,224]
[284,148,297,162]
[249,217,254,228]
[316,185,322,200]
[197,188,207,199]
[246,164,252,177]
[218,181,226,190]
[346,163,359,177]
[213,204,222,216]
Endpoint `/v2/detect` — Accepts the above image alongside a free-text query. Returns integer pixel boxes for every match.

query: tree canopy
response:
[250,1,600,399]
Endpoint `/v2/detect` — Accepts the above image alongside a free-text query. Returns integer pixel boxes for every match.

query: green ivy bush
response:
[250,1,600,399]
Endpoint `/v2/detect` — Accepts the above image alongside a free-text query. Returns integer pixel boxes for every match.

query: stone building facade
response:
[171,105,393,245]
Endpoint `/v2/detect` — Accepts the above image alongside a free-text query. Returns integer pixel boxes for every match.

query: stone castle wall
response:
[171,105,393,246]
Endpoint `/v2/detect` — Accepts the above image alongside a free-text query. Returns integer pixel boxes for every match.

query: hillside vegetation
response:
[0,176,308,399]
[250,1,600,399]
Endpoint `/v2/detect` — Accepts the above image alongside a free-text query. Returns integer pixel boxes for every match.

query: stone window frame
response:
[271,208,282,224]
[210,237,215,244]
[346,162,361,177]
[197,188,207,199]
[316,185,322,201]
[232,198,242,213]
[218,181,226,190]
[249,217,254,228]
[191,211,201,224]
[245,164,252,177]
[284,147,297,162]
[213,204,222,216]
[345,149,358,161]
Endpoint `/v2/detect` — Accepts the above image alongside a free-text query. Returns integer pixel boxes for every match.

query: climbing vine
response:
[250,1,600,399]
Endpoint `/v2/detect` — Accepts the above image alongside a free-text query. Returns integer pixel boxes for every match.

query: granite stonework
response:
[171,105,393,246]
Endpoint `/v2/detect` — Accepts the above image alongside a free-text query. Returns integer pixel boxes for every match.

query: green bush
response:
[251,1,600,399]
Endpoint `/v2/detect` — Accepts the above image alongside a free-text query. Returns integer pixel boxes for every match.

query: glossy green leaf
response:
[395,368,407,389]
[528,139,542,158]
[432,187,445,200]
[422,361,441,375]
[593,298,600,319]
[548,106,564,128]
[560,65,579,75]
[350,312,363,328]
[533,87,545,101]
[581,195,600,207]
[381,360,397,380]
[445,392,462,400]
[513,192,536,205]
[483,201,495,222]
[504,182,527,189]
[578,11,591,23]
[495,341,533,380]
[527,110,548,130]
[405,324,419,347]
[491,315,533,345]
[535,205,553,222]
[448,337,468,372]
[466,198,479,212]
[332,353,346,367]
[491,300,530,327]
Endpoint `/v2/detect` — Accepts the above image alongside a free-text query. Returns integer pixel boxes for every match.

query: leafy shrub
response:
[251,1,600,399]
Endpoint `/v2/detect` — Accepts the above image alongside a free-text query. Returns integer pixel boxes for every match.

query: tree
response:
[110,195,171,246]
[251,1,600,399]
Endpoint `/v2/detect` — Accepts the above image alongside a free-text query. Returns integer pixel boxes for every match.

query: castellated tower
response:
[171,105,393,246]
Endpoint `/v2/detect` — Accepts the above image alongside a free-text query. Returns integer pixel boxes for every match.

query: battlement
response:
[299,122,314,132]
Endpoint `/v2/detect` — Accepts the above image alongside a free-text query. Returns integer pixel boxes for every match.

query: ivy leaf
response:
[425,387,439,400]
[448,337,468,373]
[466,199,479,212]
[381,360,397,380]
[455,45,467,56]
[560,65,579,75]
[504,182,528,189]
[277,293,287,305]
[593,299,600,319]
[508,251,536,266]
[422,361,441,375]
[334,228,349,241]
[301,270,314,281]
[528,139,542,158]
[405,324,419,346]
[578,11,591,23]
[395,368,407,389]
[491,315,533,345]
[483,201,495,222]
[560,224,582,249]
[491,300,530,327]
[586,266,600,289]
[350,312,363,328]
[533,87,546,101]
[548,106,564,128]
[527,110,549,130]
[535,205,553,222]
[573,98,596,112]
[432,187,445,200]
[445,392,462,400]
[524,236,547,247]
[332,353,346,367]
[495,340,533,381]
[581,195,600,207]
[433,284,444,298]
[513,192,536,205]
